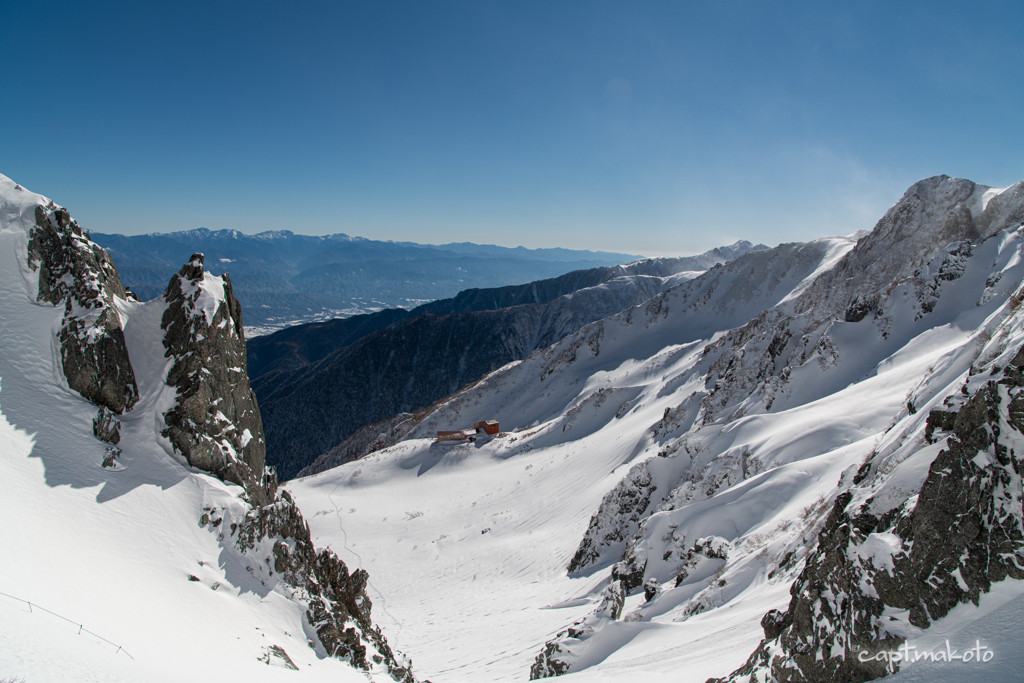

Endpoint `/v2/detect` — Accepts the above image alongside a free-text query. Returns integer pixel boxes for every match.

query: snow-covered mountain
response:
[0,175,413,682]
[8,171,1024,683]
[254,244,766,480]
[284,176,1024,682]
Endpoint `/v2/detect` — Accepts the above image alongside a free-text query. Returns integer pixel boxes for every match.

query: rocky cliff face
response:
[157,252,414,679]
[530,580,626,680]
[213,491,414,681]
[567,179,1024,590]
[691,178,1024,431]
[161,253,273,505]
[716,345,1024,683]
[26,202,139,415]
[799,176,1022,325]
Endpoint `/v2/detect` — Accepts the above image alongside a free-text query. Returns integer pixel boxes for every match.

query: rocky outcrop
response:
[568,461,657,574]
[215,491,414,681]
[26,202,139,414]
[92,406,121,444]
[160,253,415,677]
[159,253,416,679]
[690,179,1024,428]
[529,580,626,679]
[161,254,273,505]
[531,179,1024,681]
[6,177,414,681]
[714,347,1024,683]
[799,176,1024,324]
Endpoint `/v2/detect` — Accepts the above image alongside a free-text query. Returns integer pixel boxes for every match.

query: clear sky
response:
[5,1,1023,256]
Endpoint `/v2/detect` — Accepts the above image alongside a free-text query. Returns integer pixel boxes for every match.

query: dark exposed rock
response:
[713,349,1024,683]
[101,446,122,468]
[843,294,879,323]
[227,492,414,681]
[160,254,272,505]
[16,193,412,680]
[92,406,121,445]
[611,556,647,594]
[260,645,299,670]
[924,408,957,444]
[760,609,790,641]
[643,577,661,603]
[568,461,656,574]
[27,203,138,414]
[674,537,731,587]
[694,535,730,560]
[530,642,571,680]
[155,252,412,679]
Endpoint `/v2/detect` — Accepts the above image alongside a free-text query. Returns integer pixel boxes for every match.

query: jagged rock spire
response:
[26,202,139,414]
[161,251,273,505]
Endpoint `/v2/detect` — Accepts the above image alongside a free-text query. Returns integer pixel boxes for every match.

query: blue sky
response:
[5,1,1023,256]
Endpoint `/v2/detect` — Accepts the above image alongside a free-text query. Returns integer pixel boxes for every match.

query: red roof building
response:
[474,420,499,435]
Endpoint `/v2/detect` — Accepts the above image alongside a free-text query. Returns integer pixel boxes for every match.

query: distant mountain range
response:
[246,240,761,379]
[91,228,642,334]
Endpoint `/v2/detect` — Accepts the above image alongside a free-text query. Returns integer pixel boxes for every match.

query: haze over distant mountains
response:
[91,228,642,334]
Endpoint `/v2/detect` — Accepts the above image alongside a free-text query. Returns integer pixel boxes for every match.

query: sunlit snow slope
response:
[287,177,1024,682]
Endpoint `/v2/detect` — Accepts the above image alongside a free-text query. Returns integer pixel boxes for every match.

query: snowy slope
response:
[286,177,1024,682]
[0,176,404,682]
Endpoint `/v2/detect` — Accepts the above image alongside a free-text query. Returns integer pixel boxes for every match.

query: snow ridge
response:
[522,178,1024,679]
